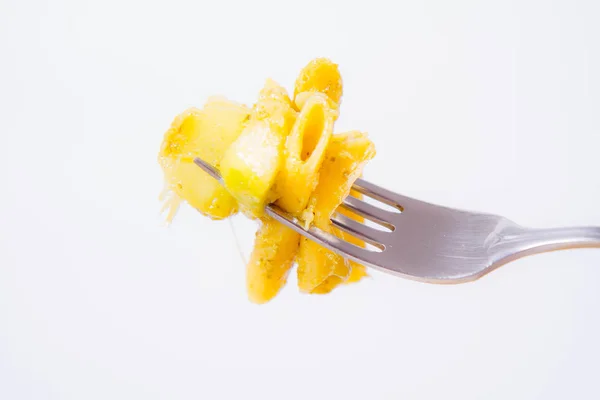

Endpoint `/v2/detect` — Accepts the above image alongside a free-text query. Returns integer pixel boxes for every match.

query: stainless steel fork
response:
[194,157,600,284]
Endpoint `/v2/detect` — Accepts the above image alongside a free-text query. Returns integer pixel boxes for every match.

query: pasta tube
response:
[293,58,343,111]
[158,98,250,221]
[275,93,335,215]
[220,80,297,216]
[246,217,300,304]
[297,131,376,293]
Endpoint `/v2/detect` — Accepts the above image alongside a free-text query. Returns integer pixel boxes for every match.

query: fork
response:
[194,157,600,284]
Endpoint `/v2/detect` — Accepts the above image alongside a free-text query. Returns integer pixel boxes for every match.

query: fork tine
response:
[195,155,403,222]
[331,213,387,249]
[341,196,396,230]
[353,178,415,209]
[194,156,383,265]
[264,205,381,265]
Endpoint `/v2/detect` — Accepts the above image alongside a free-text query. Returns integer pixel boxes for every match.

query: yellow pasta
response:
[220,80,297,216]
[337,189,369,284]
[297,131,376,293]
[246,217,300,304]
[293,58,343,111]
[275,93,335,215]
[158,58,377,302]
[158,98,250,221]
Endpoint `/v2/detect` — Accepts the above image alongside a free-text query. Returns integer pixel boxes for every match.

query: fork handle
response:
[494,226,600,265]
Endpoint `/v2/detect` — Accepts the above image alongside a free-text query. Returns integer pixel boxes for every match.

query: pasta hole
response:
[300,105,325,161]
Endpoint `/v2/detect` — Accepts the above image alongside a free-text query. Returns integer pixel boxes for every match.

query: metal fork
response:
[194,157,600,284]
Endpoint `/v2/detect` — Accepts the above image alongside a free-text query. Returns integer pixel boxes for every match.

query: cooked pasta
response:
[275,93,336,215]
[296,132,376,293]
[293,58,343,111]
[246,217,300,304]
[220,80,297,216]
[158,58,376,303]
[158,98,250,221]
[338,189,370,284]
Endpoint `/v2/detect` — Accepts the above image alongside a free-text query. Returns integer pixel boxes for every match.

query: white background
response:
[1,0,599,399]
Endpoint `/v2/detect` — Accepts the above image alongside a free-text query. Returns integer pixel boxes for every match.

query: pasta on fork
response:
[158,58,376,303]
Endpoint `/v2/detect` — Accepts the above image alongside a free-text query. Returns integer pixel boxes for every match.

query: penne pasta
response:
[158,58,377,302]
[293,58,343,111]
[158,98,250,221]
[246,217,300,304]
[297,131,376,293]
[275,93,336,215]
[337,189,369,284]
[220,80,297,216]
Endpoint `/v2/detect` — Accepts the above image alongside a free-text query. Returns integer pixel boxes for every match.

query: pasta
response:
[338,189,370,284]
[293,58,343,111]
[246,217,300,304]
[296,132,376,293]
[275,93,336,215]
[220,80,297,216]
[158,98,250,221]
[158,58,376,303]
